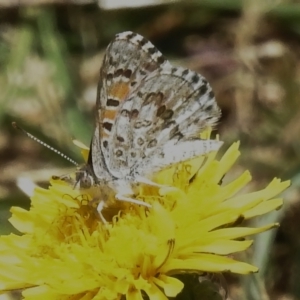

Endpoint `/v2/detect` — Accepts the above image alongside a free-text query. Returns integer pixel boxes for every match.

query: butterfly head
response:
[75,165,96,189]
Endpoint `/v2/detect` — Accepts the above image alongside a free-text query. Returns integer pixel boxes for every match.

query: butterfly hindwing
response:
[133,139,223,176]
[107,65,220,175]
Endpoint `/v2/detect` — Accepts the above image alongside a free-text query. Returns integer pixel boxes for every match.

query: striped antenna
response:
[12,122,79,167]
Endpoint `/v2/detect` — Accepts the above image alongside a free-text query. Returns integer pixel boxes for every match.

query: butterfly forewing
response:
[93,31,170,179]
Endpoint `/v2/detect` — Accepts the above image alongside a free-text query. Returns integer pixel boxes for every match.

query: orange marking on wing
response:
[109,82,130,101]
[102,131,109,138]
[104,110,117,121]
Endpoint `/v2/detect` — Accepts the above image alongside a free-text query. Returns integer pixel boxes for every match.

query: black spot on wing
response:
[124,69,132,78]
[156,105,166,117]
[106,73,113,81]
[140,37,148,47]
[199,83,208,95]
[157,54,166,65]
[191,74,200,84]
[137,138,144,145]
[116,149,123,157]
[147,139,157,148]
[114,69,123,77]
[160,109,173,120]
[148,47,156,55]
[120,109,130,117]
[182,69,189,76]
[130,109,139,119]
[103,122,113,132]
[107,99,119,107]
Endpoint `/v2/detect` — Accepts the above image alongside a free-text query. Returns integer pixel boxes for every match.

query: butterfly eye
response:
[76,169,94,189]
[81,175,94,189]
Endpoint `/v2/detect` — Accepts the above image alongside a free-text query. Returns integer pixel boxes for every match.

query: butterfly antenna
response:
[12,122,79,167]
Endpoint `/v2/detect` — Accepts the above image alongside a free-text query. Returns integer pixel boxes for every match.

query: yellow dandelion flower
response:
[0,141,290,300]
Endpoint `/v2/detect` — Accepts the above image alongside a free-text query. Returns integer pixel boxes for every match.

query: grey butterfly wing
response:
[108,65,221,177]
[91,31,170,180]
[134,139,223,176]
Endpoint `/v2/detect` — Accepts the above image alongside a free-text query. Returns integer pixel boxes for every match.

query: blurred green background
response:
[1,0,300,299]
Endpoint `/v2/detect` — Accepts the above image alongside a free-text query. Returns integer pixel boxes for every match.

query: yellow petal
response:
[153,274,184,297]
[181,239,253,255]
[162,256,258,274]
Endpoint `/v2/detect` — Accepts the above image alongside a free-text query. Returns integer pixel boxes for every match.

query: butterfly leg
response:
[134,175,169,189]
[96,195,151,223]
[115,193,152,208]
[97,200,108,224]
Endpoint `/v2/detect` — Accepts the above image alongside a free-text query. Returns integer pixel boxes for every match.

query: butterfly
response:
[74,31,222,222]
